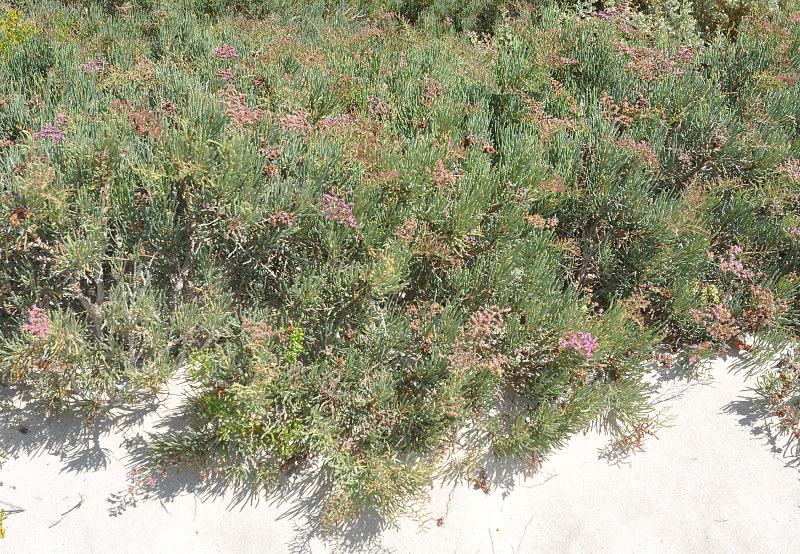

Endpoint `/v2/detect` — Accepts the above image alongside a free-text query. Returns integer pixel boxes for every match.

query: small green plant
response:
[0,8,37,53]
[0,508,7,538]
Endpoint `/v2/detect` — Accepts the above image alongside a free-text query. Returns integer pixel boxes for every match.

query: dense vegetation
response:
[2,0,800,526]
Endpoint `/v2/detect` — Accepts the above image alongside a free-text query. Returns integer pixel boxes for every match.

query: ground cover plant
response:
[2,0,800,528]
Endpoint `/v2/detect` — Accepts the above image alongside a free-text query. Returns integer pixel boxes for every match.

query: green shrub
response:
[1,0,800,526]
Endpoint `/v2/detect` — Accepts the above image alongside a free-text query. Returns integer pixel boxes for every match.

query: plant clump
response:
[1,0,800,527]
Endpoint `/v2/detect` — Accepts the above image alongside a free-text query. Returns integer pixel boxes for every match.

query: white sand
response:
[1,356,799,553]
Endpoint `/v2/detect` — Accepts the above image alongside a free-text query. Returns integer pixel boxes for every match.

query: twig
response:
[76,284,104,340]
[94,268,104,306]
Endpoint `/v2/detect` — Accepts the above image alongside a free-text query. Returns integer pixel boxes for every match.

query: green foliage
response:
[1,0,800,527]
[0,8,38,54]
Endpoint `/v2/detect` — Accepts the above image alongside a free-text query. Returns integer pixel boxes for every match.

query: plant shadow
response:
[720,346,800,469]
[3,346,795,552]
[721,391,800,470]
[0,378,408,552]
[0,381,161,474]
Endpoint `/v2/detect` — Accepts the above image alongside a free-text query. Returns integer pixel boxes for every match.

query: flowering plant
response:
[21,307,51,338]
[1,0,800,530]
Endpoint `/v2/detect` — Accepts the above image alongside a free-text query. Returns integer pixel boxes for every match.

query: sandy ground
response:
[1,356,799,553]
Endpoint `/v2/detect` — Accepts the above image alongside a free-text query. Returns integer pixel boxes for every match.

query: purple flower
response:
[22,306,51,338]
[687,342,712,363]
[784,227,800,239]
[33,127,64,143]
[316,113,354,131]
[80,57,107,74]
[126,466,157,497]
[559,330,598,362]
[779,157,800,181]
[591,7,633,36]
[716,245,753,279]
[33,112,66,144]
[689,304,739,341]
[319,189,359,228]
[212,44,240,59]
[216,67,234,82]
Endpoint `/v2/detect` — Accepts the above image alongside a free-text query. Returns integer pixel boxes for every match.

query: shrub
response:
[1,0,800,526]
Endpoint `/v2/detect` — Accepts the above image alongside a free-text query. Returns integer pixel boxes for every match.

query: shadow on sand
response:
[1,348,798,552]
[722,348,800,468]
[0,380,400,553]
[0,382,161,474]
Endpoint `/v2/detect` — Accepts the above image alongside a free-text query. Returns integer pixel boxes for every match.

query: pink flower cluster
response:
[126,466,156,498]
[592,6,634,36]
[22,306,51,338]
[617,44,693,81]
[316,113,355,131]
[218,86,265,128]
[689,304,739,341]
[687,341,713,363]
[278,109,312,135]
[212,44,240,59]
[80,57,107,74]
[320,189,359,228]
[784,227,800,239]
[778,157,800,181]
[33,112,66,144]
[216,68,233,82]
[368,96,394,118]
[716,245,753,279]
[447,306,510,377]
[559,330,599,362]
[616,138,659,169]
